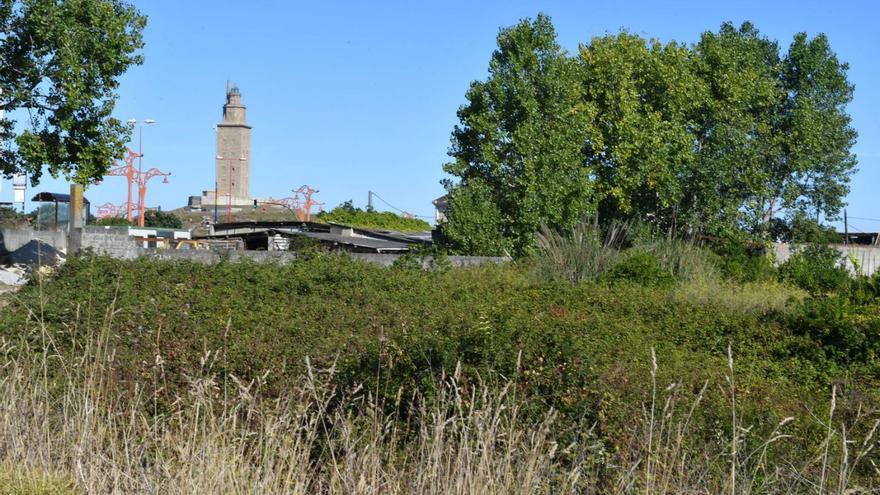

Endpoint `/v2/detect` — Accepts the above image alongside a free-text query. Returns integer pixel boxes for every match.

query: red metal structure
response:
[136,168,171,227]
[292,185,323,222]
[104,149,140,222]
[260,196,299,214]
[95,202,121,219]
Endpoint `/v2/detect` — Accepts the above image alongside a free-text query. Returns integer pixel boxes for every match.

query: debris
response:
[0,264,27,286]
[2,240,62,266]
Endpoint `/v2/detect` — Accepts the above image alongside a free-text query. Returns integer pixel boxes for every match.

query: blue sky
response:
[4,0,879,229]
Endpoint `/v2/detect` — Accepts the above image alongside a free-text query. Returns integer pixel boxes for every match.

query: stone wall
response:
[138,249,507,268]
[81,229,140,260]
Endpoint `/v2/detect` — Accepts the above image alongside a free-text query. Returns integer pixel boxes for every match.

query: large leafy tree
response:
[579,33,704,227]
[442,14,596,255]
[687,21,784,234]
[776,32,857,223]
[442,16,857,255]
[0,0,146,185]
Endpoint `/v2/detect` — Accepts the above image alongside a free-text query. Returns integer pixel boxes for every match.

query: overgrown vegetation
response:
[0,206,27,228]
[315,200,431,232]
[1,234,878,491]
[93,210,183,228]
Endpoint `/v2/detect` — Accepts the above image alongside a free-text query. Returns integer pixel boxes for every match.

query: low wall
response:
[138,249,507,267]
[81,229,140,260]
[0,228,67,254]
[773,243,880,276]
[2,227,508,268]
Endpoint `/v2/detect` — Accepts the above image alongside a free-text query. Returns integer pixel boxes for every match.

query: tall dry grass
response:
[0,305,876,493]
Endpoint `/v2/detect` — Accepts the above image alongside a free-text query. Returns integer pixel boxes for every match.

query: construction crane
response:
[292,185,323,222]
[136,168,171,227]
[103,149,141,222]
[260,197,300,214]
[96,202,136,220]
[95,202,120,219]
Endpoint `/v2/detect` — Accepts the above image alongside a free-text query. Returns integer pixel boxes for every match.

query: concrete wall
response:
[773,243,880,276]
[81,229,140,260]
[0,228,67,253]
[137,249,507,268]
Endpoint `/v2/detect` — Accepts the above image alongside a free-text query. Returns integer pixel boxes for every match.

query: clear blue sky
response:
[5,0,879,229]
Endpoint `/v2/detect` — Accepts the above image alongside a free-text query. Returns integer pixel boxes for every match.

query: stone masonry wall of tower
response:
[215,85,252,204]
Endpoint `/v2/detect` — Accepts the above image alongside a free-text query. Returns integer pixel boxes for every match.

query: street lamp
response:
[127,118,156,224]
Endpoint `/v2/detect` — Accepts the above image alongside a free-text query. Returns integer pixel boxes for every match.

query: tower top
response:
[221,82,247,125]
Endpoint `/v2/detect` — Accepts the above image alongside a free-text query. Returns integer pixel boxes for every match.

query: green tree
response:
[776,32,857,222]
[0,205,26,227]
[94,216,131,227]
[442,18,857,254]
[442,178,510,256]
[0,0,146,185]
[142,210,182,229]
[442,13,597,255]
[315,201,431,232]
[579,33,704,226]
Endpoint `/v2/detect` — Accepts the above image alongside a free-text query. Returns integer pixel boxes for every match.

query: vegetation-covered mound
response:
[315,201,431,232]
[1,239,878,491]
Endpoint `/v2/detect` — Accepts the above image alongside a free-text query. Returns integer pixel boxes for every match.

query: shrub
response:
[634,237,717,282]
[779,244,850,294]
[789,295,880,366]
[710,238,776,282]
[93,216,131,227]
[142,210,183,229]
[0,206,28,228]
[533,221,627,283]
[602,252,674,287]
[316,200,431,233]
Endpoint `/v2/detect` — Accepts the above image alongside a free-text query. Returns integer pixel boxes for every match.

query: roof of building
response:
[31,192,91,204]
[197,220,431,253]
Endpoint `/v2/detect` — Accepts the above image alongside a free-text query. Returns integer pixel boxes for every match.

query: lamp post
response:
[127,118,156,224]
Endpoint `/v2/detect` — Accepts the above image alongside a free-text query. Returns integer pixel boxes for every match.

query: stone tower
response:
[215,82,251,204]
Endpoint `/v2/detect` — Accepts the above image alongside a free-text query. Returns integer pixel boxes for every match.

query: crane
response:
[96,202,136,220]
[292,185,323,222]
[103,149,141,222]
[95,202,121,219]
[136,168,171,227]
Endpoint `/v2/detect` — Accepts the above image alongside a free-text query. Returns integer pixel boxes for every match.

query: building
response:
[200,220,432,253]
[199,83,252,207]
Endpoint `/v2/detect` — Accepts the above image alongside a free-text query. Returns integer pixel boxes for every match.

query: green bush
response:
[601,252,674,287]
[532,221,626,283]
[93,216,131,226]
[1,253,877,471]
[0,206,28,228]
[710,238,776,282]
[143,210,183,229]
[779,244,850,294]
[789,295,880,366]
[634,238,717,282]
[316,200,431,232]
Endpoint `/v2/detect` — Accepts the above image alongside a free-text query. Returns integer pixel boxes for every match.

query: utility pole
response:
[368,190,373,211]
[127,118,156,223]
[844,209,848,245]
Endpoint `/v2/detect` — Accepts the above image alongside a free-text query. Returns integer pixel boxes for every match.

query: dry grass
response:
[672,276,806,314]
[0,306,876,493]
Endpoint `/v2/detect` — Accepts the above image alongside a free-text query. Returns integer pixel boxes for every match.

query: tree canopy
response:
[442,15,857,255]
[0,0,146,185]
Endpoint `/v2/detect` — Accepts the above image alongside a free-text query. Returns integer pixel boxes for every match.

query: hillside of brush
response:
[0,238,879,491]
